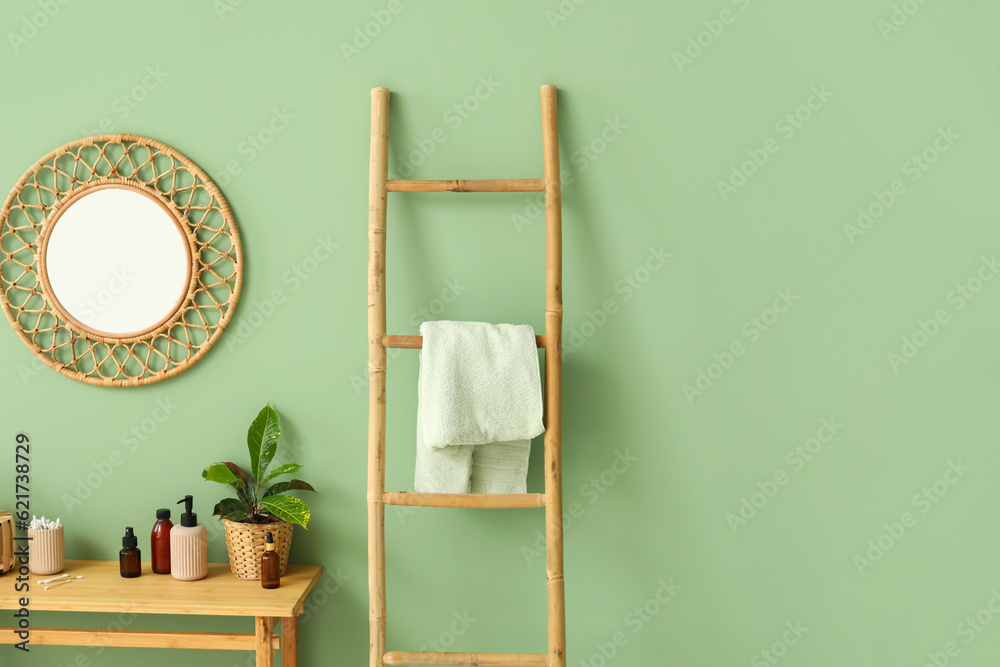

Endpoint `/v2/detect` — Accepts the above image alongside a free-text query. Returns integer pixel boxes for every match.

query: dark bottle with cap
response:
[151,509,172,574]
[170,495,207,581]
[261,532,280,589]
[119,527,141,578]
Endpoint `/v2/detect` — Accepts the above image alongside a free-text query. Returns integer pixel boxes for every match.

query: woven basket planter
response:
[223,519,293,580]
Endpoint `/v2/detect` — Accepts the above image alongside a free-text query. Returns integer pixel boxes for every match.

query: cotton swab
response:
[37,573,69,584]
[29,515,61,530]
[44,576,82,590]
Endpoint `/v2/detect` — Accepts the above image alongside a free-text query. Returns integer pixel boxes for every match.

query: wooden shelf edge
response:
[0,628,280,650]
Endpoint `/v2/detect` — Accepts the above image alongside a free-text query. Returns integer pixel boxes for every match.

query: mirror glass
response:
[43,186,191,336]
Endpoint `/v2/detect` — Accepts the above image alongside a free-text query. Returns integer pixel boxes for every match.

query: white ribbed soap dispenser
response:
[170,495,207,581]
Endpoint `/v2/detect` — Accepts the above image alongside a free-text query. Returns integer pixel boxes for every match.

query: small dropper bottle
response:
[261,532,280,589]
[119,527,141,578]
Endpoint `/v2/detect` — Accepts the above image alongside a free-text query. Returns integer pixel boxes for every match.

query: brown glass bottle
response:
[151,509,172,574]
[261,532,280,589]
[119,527,141,578]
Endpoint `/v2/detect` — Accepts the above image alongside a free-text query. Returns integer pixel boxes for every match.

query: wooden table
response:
[0,559,322,666]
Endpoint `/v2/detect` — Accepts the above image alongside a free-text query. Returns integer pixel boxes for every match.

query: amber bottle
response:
[119,527,141,578]
[151,509,172,574]
[261,532,280,589]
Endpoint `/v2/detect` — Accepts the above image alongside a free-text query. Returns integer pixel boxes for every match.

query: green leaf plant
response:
[202,404,314,528]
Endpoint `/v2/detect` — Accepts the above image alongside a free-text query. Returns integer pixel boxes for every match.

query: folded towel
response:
[414,411,473,494]
[419,321,544,448]
[470,441,531,494]
[414,321,544,494]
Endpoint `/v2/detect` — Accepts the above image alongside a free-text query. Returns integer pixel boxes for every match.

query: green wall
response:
[2,0,1000,665]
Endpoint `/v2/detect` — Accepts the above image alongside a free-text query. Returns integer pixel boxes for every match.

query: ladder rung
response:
[384,335,546,349]
[386,179,545,193]
[383,492,546,509]
[384,651,547,666]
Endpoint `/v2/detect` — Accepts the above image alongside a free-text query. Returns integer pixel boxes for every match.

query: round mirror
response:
[0,134,242,386]
[41,185,193,338]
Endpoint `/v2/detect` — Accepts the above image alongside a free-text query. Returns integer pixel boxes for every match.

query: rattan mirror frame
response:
[0,134,243,386]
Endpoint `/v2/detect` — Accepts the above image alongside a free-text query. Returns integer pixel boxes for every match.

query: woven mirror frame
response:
[0,134,242,386]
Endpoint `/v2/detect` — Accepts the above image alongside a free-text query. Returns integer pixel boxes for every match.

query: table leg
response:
[281,616,298,667]
[256,616,273,667]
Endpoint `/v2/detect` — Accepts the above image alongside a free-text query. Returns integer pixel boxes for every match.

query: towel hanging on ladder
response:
[414,320,544,494]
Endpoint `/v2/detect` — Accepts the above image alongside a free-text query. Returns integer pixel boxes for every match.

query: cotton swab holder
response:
[28,525,64,575]
[0,511,13,574]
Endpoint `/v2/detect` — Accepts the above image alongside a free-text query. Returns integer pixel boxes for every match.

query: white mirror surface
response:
[44,187,190,336]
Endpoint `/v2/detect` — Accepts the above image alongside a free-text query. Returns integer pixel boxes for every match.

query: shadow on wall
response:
[554,88,618,304]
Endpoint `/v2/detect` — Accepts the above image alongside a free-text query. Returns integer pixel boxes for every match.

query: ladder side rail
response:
[368,86,391,667]
[541,84,567,667]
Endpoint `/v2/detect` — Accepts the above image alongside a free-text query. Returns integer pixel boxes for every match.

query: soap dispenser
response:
[170,495,207,581]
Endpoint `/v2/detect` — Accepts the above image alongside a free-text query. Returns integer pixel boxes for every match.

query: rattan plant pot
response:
[223,519,293,580]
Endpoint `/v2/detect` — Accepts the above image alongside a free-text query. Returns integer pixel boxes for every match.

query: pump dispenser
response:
[170,495,207,581]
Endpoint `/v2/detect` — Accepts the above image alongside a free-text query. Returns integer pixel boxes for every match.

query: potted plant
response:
[203,404,314,580]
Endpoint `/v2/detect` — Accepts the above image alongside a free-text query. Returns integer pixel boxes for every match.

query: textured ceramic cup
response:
[28,526,64,575]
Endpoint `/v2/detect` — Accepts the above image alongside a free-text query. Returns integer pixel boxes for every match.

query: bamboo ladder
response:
[367,85,566,667]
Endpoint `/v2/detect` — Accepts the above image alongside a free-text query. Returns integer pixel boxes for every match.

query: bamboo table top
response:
[0,560,322,618]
